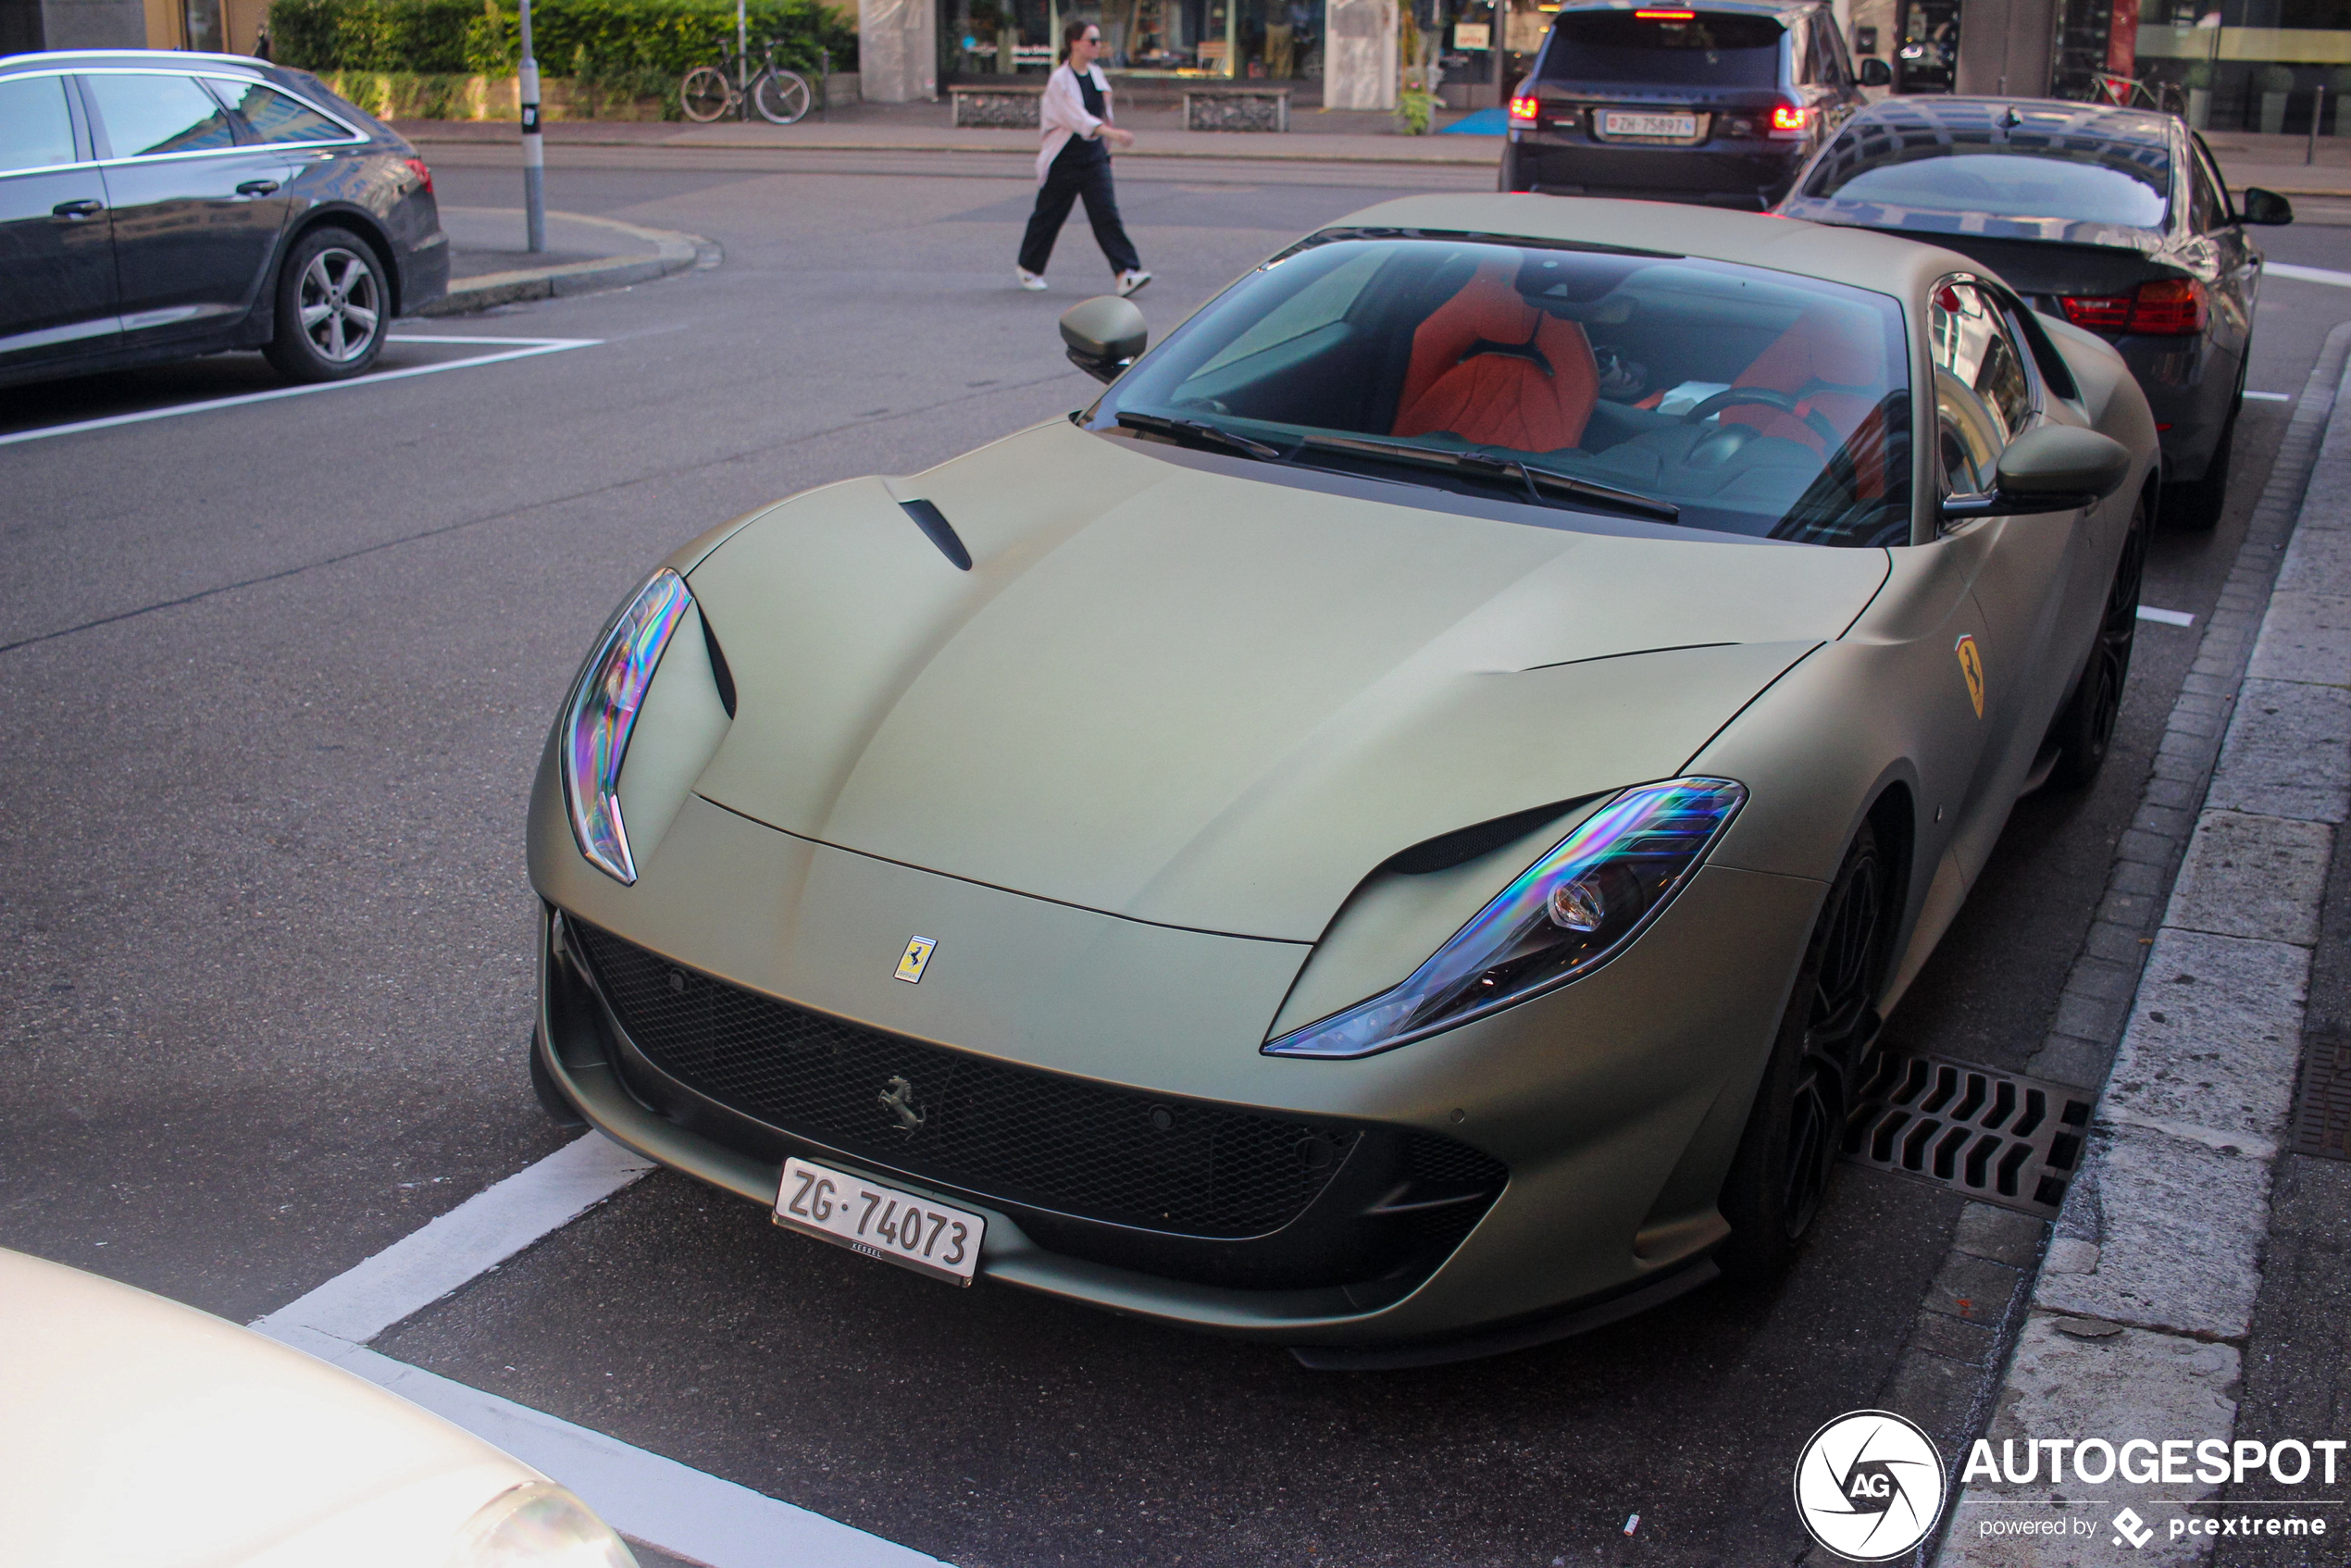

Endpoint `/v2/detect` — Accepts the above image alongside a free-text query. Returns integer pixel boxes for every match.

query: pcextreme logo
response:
[1794,1410,1948,1562]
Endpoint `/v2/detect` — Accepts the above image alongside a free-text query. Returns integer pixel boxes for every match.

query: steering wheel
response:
[1683,385,1840,444]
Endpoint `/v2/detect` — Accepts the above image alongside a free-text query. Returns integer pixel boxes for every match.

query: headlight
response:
[561,567,693,885]
[1263,778,1746,1059]
[446,1481,637,1568]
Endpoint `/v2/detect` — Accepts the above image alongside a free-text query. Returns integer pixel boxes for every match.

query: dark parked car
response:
[1778,96,2289,529]
[0,50,446,392]
[1499,0,1889,210]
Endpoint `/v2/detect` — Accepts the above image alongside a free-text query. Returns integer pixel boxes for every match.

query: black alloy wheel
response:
[264,225,390,384]
[2045,496,2150,791]
[1717,820,1889,1279]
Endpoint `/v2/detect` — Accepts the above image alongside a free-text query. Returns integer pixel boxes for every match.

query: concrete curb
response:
[1926,328,2351,1565]
[420,212,718,317]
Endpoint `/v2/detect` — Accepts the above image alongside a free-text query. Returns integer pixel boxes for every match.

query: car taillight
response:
[403,156,434,196]
[1769,102,1809,135]
[2059,279,2207,336]
[1635,8,1697,16]
[1510,93,1541,124]
[2127,277,2208,335]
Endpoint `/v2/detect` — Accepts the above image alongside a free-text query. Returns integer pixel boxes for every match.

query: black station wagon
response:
[1499,0,1887,211]
[0,50,447,391]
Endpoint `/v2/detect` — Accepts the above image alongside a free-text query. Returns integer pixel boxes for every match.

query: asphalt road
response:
[5,147,2350,1567]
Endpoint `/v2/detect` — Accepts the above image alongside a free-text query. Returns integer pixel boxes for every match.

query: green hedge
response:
[272,0,856,86]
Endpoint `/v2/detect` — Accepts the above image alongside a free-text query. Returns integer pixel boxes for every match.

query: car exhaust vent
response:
[1839,1051,2094,1218]
[2288,1027,2351,1160]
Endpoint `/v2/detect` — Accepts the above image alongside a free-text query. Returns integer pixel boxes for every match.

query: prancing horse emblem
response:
[878,1075,927,1132]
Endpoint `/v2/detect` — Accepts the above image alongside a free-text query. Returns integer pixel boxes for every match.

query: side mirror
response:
[1858,56,1892,86]
[1945,425,2133,519]
[2240,186,2295,226]
[1059,296,1148,382]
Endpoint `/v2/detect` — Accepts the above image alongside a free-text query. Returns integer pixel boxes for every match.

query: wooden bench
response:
[1183,86,1291,131]
[952,85,1042,128]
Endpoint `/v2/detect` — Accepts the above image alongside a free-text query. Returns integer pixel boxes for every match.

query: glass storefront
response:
[941,0,1325,81]
[2076,0,2351,132]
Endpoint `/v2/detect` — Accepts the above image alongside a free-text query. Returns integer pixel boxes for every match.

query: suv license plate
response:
[1600,110,1698,139]
[775,1157,985,1287]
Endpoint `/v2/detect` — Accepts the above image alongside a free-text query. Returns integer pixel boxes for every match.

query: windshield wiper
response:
[1291,432,1680,524]
[1114,412,1289,463]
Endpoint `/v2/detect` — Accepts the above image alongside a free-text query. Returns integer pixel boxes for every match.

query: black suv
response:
[1499,0,1887,210]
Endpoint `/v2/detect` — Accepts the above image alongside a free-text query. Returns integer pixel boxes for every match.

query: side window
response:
[1192,249,1385,376]
[1930,280,2034,493]
[2188,138,2231,230]
[81,73,237,157]
[0,74,79,173]
[212,81,352,145]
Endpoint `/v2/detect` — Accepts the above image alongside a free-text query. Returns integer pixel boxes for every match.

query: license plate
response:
[774,1157,985,1287]
[1600,110,1699,139]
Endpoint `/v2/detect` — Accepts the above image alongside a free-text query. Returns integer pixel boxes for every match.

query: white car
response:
[1,1247,635,1568]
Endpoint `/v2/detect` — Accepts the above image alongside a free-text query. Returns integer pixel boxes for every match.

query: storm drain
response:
[2287,1027,2351,1161]
[1840,1052,2096,1218]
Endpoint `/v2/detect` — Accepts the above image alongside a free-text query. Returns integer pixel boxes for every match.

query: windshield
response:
[1804,139,2170,230]
[1086,233,1912,547]
[1537,10,1785,87]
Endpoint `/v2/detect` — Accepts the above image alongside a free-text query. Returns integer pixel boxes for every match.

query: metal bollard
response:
[2312,81,2326,164]
[820,45,830,120]
[518,0,544,253]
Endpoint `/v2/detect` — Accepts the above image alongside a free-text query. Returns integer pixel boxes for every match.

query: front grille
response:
[570,922,1491,1241]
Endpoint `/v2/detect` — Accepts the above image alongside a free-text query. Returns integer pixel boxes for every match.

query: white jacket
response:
[1037,62,1113,184]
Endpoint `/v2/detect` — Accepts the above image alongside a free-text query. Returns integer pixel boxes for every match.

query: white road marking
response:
[2245,391,2295,402]
[2138,605,2196,627]
[253,1133,946,1568]
[2265,261,2351,289]
[0,334,597,448]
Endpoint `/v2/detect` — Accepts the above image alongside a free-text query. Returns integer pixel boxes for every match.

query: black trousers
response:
[1017,150,1140,277]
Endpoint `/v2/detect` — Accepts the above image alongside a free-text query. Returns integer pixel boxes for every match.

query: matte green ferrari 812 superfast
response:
[528,194,2156,1365]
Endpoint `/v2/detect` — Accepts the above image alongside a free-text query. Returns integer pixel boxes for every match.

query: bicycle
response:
[680,38,813,124]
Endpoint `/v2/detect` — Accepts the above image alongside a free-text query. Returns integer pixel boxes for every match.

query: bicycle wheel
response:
[753,68,812,125]
[680,66,732,122]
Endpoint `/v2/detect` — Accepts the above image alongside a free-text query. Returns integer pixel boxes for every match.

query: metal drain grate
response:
[2288,1028,2351,1161]
[1840,1052,2096,1217]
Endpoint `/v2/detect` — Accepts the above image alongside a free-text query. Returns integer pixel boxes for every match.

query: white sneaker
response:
[1016,268,1048,292]
[1116,268,1151,297]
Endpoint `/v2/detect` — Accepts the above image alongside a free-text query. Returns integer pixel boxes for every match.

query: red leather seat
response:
[1721,305,1888,496]
[1393,260,1599,453]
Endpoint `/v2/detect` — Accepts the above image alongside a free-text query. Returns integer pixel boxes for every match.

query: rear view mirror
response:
[1060,296,1148,382]
[1945,425,2133,519]
[2240,186,2294,226]
[1858,56,1892,86]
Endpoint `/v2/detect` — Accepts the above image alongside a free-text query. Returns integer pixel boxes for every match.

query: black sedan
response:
[1778,97,2289,528]
[0,49,446,391]
[1499,0,1889,211]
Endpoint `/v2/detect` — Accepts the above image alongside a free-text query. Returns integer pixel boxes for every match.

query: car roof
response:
[1840,93,2178,150]
[1548,0,1827,21]
[0,49,271,77]
[1315,193,1968,305]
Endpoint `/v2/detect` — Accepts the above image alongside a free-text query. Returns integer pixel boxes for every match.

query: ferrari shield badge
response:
[1954,635,1985,719]
[895,935,937,984]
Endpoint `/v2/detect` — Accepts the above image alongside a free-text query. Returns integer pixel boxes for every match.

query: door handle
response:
[52,199,103,218]
[235,179,280,196]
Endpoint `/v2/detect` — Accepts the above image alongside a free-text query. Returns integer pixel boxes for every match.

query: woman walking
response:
[1016,20,1150,296]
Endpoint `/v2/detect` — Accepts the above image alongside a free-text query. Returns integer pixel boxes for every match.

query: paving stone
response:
[2247,591,2351,685]
[1938,1314,2241,1568]
[2068,958,2143,1002]
[2084,920,2155,965]
[1926,1251,2025,1325]
[2205,678,2351,826]
[1881,1345,1987,1456]
[2028,1032,2114,1089]
[2103,929,2308,1146]
[2056,990,2131,1040]
[2110,858,2168,898]
[1955,1203,2047,1268]
[1911,1305,2003,1367]
[2034,1125,2274,1339]
[2165,813,2332,946]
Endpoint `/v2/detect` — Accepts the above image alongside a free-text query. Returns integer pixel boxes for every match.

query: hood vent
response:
[901,499,973,571]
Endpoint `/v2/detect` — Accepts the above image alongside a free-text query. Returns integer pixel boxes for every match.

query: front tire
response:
[263,227,387,383]
[1717,820,1890,1280]
[753,68,812,124]
[679,66,732,122]
[2044,494,2149,791]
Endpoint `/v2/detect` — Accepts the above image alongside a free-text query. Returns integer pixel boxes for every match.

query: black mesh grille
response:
[573,921,1387,1238]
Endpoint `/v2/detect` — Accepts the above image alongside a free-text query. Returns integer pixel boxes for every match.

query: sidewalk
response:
[420,206,715,316]
[1934,327,2351,1564]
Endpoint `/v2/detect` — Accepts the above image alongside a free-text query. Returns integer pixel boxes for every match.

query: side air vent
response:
[900,499,973,571]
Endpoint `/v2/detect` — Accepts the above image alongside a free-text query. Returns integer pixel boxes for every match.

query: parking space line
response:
[252,1133,946,1568]
[2137,605,2196,627]
[2247,391,2295,402]
[0,334,598,448]
[2266,261,2351,289]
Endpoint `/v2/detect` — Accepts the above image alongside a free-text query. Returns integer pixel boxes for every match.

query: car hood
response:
[684,420,1889,942]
